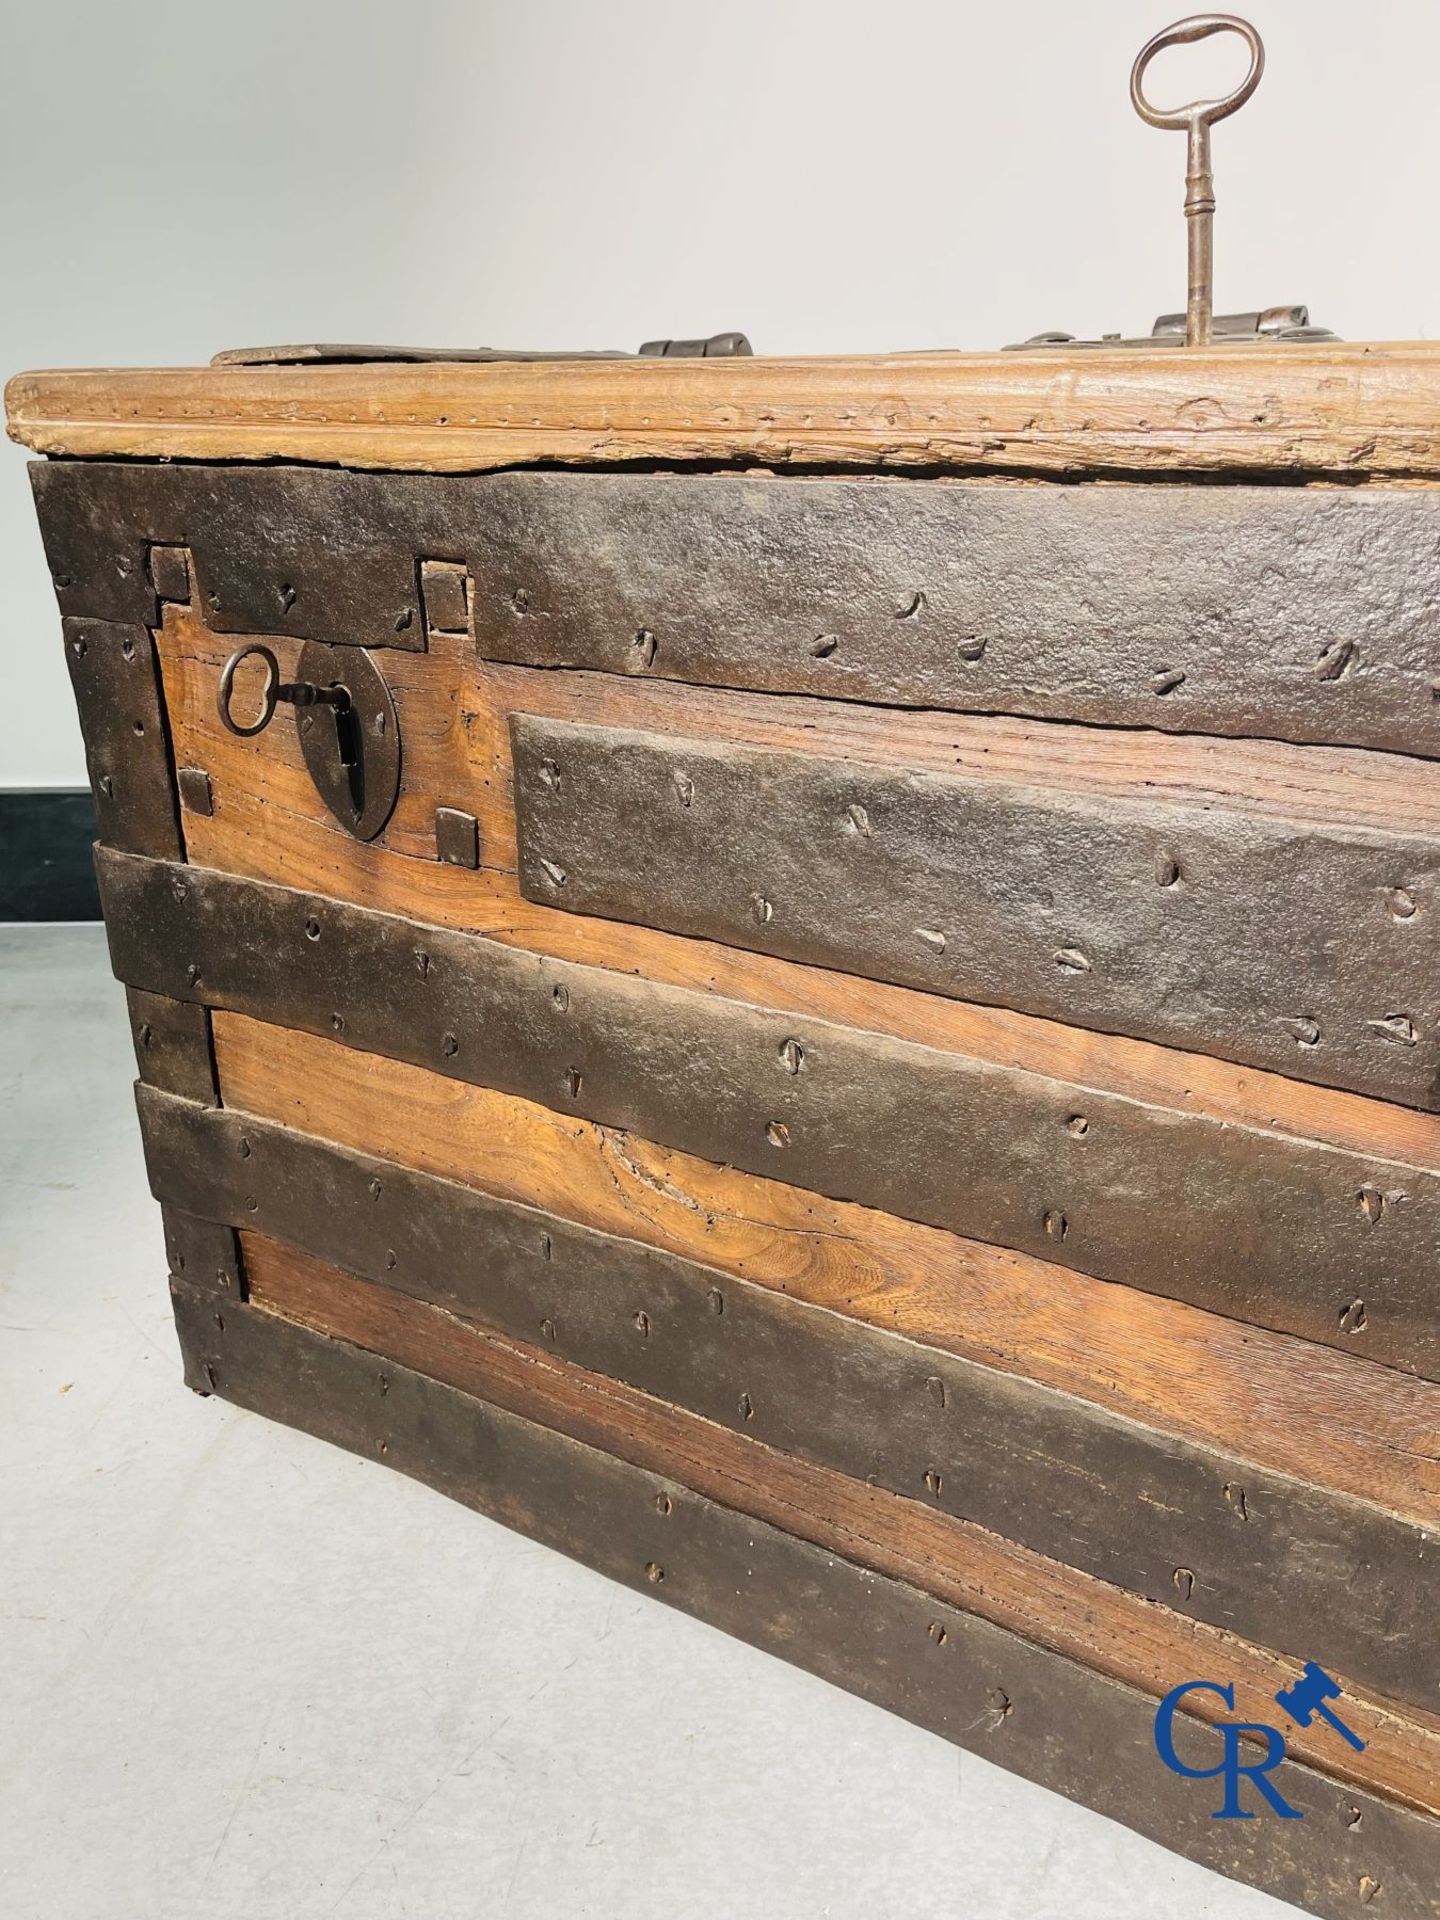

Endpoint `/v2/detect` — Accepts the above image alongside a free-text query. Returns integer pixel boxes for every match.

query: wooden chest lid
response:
[10,342,1440,480]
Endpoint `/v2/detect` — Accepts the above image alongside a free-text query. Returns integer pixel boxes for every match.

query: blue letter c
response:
[1154,1681,1235,1778]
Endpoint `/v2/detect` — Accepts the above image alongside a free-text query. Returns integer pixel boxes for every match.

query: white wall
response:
[4,0,1437,787]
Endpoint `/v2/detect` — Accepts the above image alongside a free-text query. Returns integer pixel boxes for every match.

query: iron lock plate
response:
[217,638,401,841]
[295,641,399,841]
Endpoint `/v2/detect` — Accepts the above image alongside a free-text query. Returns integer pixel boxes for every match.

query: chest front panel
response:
[29,441,1440,1920]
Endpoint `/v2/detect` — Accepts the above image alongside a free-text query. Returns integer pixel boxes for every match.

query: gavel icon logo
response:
[1154,1661,1366,1817]
[1273,1661,1367,1754]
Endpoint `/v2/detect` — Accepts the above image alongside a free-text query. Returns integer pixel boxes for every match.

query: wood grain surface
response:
[139,1080,1437,1707]
[173,1273,1440,1919]
[104,844,1440,1378]
[242,1232,1440,1819]
[211,1014,1440,1534]
[156,607,1440,1172]
[11,344,1440,475]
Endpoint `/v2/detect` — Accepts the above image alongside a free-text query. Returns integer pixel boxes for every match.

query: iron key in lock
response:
[216,640,402,843]
[217,642,350,737]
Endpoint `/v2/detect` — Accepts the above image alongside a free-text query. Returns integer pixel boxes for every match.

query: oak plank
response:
[173,1274,1440,1917]
[479,661,1440,840]
[157,608,1440,1171]
[142,1081,1435,1704]
[11,344,1440,476]
[106,847,1440,1375]
[243,1232,1440,1819]
[212,1014,1440,1532]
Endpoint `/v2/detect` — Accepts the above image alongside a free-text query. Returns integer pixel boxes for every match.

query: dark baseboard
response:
[0,790,100,920]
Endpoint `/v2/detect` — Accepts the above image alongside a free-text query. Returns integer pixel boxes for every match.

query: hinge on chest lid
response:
[210,331,753,367]
[1011,305,1336,351]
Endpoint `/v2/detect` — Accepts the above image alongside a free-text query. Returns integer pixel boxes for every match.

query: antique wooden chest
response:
[8,325,1440,1914]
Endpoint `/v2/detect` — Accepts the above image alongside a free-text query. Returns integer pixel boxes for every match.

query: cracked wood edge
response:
[11,344,1440,476]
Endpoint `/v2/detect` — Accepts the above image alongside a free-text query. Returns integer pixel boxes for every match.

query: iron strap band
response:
[32,461,1440,764]
[511,713,1440,1112]
[96,848,1440,1383]
[143,1086,1435,1709]
[171,1283,1440,1920]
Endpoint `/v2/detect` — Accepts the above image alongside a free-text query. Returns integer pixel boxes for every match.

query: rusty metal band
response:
[124,988,244,1297]
[126,987,219,1104]
[62,617,182,861]
[31,461,1440,759]
[168,1282,1440,1920]
[161,1206,245,1301]
[142,1087,1434,1708]
[512,715,1440,1112]
[98,849,1440,1381]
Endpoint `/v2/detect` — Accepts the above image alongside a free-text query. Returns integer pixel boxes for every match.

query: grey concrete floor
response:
[0,924,1299,1920]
